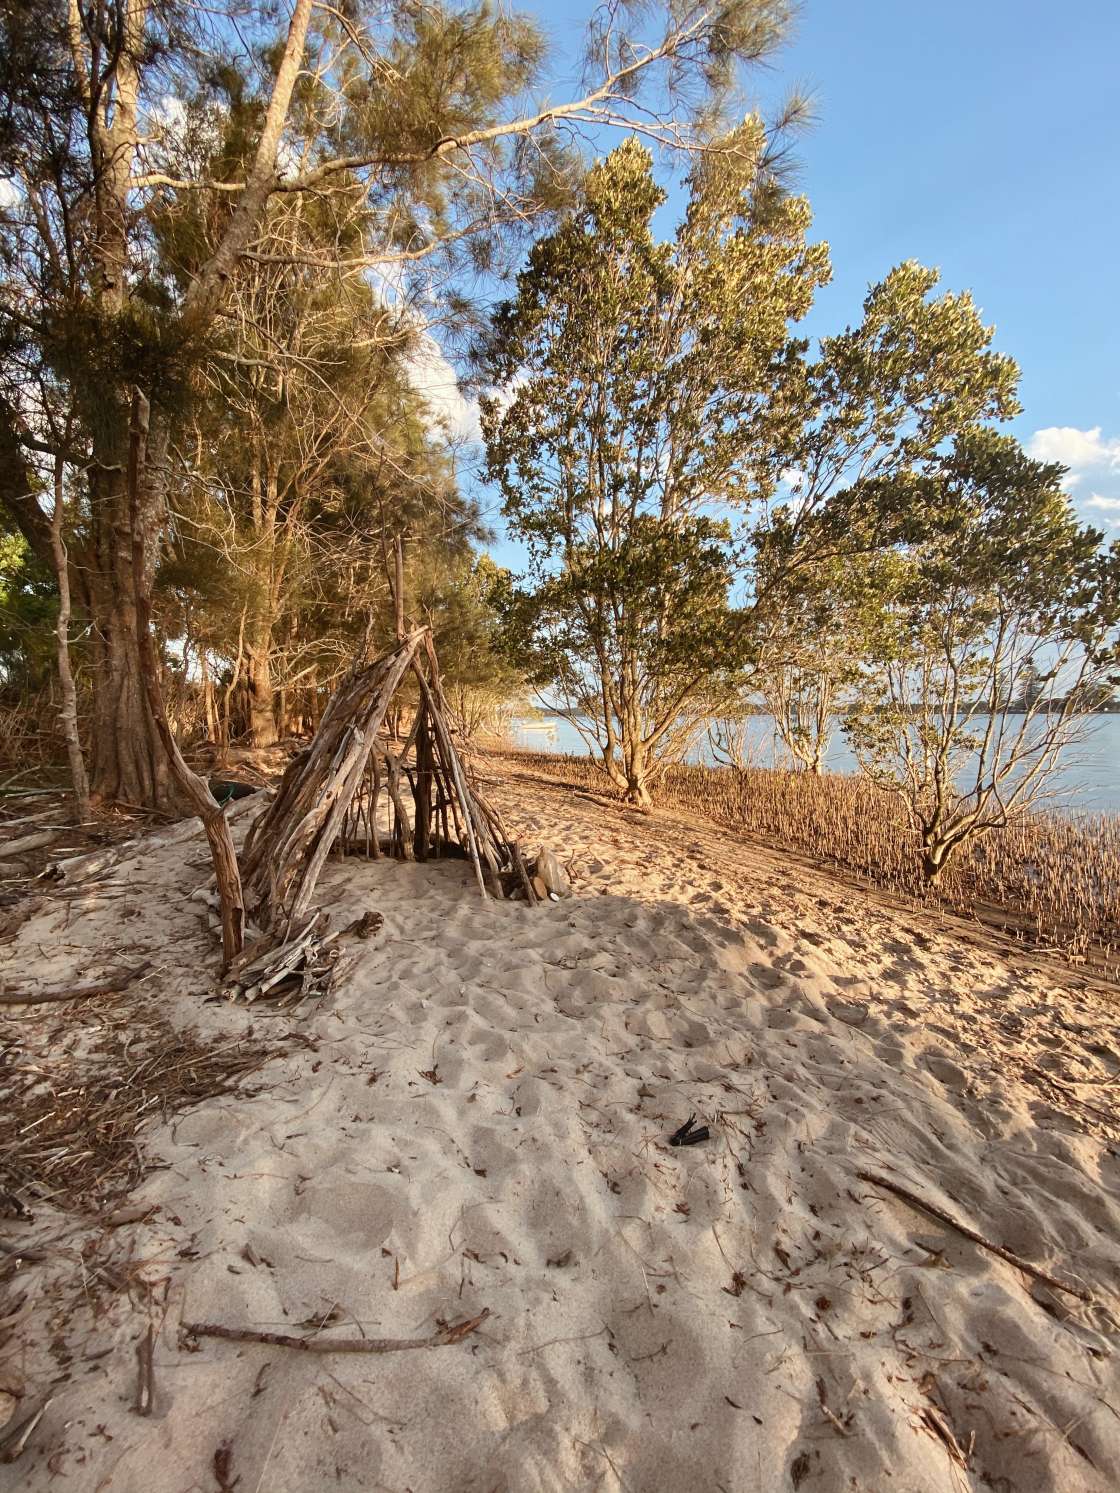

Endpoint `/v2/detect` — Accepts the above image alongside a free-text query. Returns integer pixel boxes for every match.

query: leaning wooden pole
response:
[127,388,246,965]
[413,665,488,899]
[49,453,91,824]
[393,535,406,643]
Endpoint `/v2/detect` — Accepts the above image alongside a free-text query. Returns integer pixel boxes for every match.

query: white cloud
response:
[488,370,526,416]
[0,178,21,209]
[1026,426,1120,524]
[408,338,480,444]
[1026,426,1120,492]
[1085,494,1120,527]
[149,93,188,139]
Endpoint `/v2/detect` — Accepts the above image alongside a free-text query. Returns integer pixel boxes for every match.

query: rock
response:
[536,847,571,899]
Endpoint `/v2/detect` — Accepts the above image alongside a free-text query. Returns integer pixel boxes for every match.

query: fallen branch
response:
[183,1307,490,1354]
[44,791,267,886]
[3,830,60,856]
[857,1170,1093,1303]
[0,960,153,1008]
[917,1405,969,1468]
[510,840,539,905]
[134,1324,155,1416]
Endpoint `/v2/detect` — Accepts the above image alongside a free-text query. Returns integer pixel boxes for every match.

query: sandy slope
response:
[3,758,1120,1492]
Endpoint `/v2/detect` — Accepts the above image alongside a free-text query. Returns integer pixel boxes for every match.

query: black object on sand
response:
[668,1114,710,1147]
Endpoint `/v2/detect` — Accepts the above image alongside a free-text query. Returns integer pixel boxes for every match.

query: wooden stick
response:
[414,669,487,899]
[857,1170,1093,1303]
[183,1307,489,1355]
[383,701,424,861]
[436,717,488,899]
[0,1395,53,1463]
[134,1324,155,1416]
[413,710,433,861]
[385,760,414,860]
[510,841,538,905]
[393,535,405,642]
[282,634,426,925]
[0,960,152,1008]
[369,754,382,858]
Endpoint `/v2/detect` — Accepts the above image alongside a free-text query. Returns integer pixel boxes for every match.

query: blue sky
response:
[438,0,1120,564]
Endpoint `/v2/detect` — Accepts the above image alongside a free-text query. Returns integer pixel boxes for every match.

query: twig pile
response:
[1,1004,279,1215]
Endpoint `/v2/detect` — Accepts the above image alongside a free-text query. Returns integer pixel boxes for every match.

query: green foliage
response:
[423,555,525,731]
[751,548,875,770]
[0,527,58,691]
[481,135,829,799]
[823,430,1120,877]
[769,260,1022,536]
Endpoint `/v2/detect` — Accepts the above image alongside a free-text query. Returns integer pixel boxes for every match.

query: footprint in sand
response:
[919,1052,969,1092]
[745,918,781,948]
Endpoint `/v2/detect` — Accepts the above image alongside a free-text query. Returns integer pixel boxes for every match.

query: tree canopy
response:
[481,134,829,801]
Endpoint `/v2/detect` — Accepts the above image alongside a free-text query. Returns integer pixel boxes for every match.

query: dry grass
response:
[501,749,1120,974]
[1,1000,281,1217]
[0,694,70,779]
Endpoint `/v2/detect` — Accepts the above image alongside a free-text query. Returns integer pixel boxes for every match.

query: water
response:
[510,712,1120,816]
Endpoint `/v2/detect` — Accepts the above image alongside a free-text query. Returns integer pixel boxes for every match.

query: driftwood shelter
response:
[219,626,553,1003]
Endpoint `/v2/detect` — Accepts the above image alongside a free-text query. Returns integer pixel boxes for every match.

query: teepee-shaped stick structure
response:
[239,627,526,939]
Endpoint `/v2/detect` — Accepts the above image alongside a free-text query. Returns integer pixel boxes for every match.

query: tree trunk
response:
[246,629,277,747]
[921,834,951,884]
[86,461,179,809]
[72,0,314,811]
[200,650,218,742]
[626,779,652,808]
[624,747,652,807]
[49,457,91,823]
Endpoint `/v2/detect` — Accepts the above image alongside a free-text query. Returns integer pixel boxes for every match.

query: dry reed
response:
[502,749,1120,975]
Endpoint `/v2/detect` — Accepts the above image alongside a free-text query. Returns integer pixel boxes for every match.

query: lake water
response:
[510,712,1120,816]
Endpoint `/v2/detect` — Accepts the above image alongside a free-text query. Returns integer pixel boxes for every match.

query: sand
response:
[2,756,1120,1491]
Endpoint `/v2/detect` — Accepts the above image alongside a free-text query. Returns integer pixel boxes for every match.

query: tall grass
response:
[0,680,209,780]
[501,749,1120,975]
[0,690,68,776]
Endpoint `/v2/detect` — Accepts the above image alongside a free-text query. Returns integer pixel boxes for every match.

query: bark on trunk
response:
[625,779,652,808]
[86,460,179,809]
[246,633,277,747]
[49,458,91,823]
[200,650,218,742]
[74,0,314,811]
[921,833,951,884]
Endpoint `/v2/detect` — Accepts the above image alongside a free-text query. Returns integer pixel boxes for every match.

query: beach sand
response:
[2,755,1119,1491]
